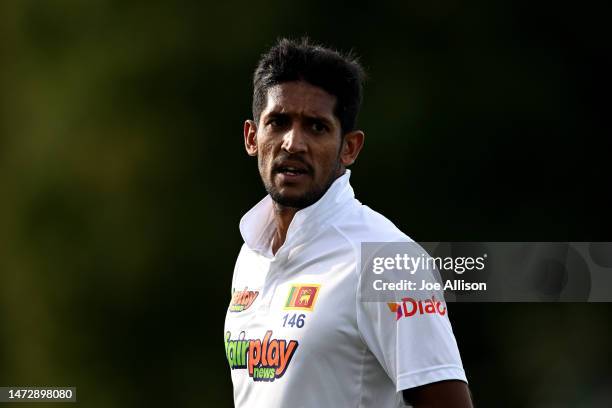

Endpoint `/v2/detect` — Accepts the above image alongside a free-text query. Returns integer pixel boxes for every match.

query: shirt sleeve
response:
[356,248,467,392]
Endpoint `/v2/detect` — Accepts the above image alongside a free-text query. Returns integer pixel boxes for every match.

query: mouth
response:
[275,166,308,176]
[273,161,311,182]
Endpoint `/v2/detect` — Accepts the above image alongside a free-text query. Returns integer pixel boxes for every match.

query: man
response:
[224,38,472,407]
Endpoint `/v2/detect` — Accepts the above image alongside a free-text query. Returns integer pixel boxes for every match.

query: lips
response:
[276,166,307,176]
[273,160,311,177]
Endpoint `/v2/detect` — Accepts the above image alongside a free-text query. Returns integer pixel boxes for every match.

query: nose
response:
[281,126,307,154]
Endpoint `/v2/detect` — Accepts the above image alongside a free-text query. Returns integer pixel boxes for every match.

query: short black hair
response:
[252,38,365,135]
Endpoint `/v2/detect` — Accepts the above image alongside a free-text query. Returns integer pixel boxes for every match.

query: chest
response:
[224,248,363,381]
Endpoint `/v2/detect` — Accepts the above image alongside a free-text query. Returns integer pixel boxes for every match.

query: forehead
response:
[262,81,338,122]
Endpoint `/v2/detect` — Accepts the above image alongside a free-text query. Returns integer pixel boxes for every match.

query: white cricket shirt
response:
[224,170,467,407]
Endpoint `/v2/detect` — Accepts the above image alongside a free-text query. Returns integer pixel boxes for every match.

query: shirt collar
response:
[239,169,355,255]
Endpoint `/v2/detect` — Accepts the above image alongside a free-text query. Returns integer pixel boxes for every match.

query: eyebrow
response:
[264,110,335,127]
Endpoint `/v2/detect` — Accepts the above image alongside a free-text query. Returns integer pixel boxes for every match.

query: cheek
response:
[319,142,343,164]
[257,141,276,169]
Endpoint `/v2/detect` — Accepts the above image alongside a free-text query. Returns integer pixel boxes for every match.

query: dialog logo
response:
[387,296,447,321]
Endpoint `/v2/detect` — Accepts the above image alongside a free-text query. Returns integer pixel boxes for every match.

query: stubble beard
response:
[260,159,342,210]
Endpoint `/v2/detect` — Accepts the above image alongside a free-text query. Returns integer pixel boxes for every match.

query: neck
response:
[269,169,346,255]
[271,204,299,255]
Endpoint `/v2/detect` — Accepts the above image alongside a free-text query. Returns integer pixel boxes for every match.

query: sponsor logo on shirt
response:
[387,296,447,320]
[225,331,298,382]
[284,284,321,311]
[229,287,259,312]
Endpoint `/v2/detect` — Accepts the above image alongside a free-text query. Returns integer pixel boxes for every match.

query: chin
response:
[272,195,308,209]
[269,189,319,209]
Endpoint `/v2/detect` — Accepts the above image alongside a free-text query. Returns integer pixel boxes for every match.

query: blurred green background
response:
[1,0,611,407]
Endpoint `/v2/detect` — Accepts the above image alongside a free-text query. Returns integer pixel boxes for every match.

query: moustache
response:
[271,155,313,174]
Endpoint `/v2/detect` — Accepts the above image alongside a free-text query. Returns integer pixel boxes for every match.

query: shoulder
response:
[332,199,413,249]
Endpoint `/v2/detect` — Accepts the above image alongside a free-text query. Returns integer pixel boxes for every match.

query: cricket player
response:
[224,38,472,407]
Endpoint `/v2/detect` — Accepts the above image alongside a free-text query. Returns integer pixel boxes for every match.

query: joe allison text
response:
[373,279,487,292]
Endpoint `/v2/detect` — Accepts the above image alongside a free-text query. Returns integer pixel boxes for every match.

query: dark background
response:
[1,0,611,407]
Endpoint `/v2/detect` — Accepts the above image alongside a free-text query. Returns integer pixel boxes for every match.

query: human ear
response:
[340,130,365,166]
[244,120,258,156]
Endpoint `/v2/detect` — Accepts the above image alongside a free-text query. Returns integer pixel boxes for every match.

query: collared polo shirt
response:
[224,170,467,407]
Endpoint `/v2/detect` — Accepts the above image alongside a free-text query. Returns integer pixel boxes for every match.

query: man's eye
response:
[311,122,327,133]
[268,118,287,128]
